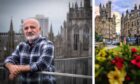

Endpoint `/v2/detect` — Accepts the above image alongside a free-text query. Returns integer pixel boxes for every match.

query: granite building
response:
[52,0,92,58]
[0,19,24,62]
[48,0,92,84]
[121,4,140,39]
[95,1,116,42]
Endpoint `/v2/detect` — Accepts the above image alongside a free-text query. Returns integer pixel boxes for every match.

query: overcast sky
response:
[95,0,140,34]
[0,0,83,35]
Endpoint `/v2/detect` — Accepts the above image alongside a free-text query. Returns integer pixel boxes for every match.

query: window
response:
[83,26,89,51]
[73,28,79,51]
[74,34,79,50]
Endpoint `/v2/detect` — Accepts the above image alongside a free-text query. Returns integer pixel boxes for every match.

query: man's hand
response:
[5,63,21,80]
[5,63,31,80]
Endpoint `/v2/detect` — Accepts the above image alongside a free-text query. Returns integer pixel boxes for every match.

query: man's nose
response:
[27,28,32,32]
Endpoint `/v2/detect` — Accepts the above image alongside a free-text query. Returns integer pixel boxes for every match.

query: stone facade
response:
[121,4,140,38]
[0,19,24,62]
[52,0,92,58]
[95,1,116,41]
[48,0,92,84]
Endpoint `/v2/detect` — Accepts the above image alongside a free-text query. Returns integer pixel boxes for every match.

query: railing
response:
[0,57,92,84]
[39,71,92,79]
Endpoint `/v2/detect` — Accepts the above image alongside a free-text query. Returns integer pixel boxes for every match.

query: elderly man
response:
[4,18,55,84]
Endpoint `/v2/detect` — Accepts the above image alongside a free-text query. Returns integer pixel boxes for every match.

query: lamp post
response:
[109,18,111,42]
[3,46,7,60]
[137,27,139,45]
[102,19,105,42]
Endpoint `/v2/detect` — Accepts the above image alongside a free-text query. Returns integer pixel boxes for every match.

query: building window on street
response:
[74,34,79,50]
[83,27,89,51]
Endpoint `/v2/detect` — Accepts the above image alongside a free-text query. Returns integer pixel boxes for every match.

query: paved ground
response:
[106,45,117,49]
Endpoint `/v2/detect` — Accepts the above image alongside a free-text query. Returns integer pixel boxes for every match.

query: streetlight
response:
[3,46,7,59]
[109,18,111,42]
[136,26,139,45]
[102,18,105,42]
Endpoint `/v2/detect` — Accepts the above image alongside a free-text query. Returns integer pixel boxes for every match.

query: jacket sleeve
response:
[4,44,21,65]
[30,42,54,72]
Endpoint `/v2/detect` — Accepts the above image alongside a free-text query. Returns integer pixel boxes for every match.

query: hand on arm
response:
[5,63,31,80]
[5,63,21,80]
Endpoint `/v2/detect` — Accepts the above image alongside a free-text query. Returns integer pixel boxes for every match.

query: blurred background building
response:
[95,1,116,42]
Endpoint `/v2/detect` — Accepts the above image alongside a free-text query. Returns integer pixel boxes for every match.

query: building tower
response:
[48,24,54,42]
[35,15,49,38]
[7,18,15,54]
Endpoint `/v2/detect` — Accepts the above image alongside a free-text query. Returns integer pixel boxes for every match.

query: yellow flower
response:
[95,64,100,70]
[96,48,107,62]
[107,67,126,84]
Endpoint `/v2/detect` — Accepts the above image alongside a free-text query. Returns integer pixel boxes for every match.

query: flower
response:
[96,48,107,62]
[133,54,139,57]
[95,43,140,83]
[111,56,124,70]
[107,67,126,84]
[125,75,131,81]
[131,56,140,68]
[131,48,137,53]
[95,64,100,70]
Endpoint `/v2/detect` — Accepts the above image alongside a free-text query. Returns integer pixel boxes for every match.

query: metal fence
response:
[0,56,92,84]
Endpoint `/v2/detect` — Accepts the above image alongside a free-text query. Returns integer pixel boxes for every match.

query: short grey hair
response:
[23,18,40,28]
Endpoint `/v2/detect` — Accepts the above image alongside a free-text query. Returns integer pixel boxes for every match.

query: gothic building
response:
[95,1,116,42]
[0,19,24,62]
[48,0,92,83]
[48,24,54,42]
[48,0,92,84]
[121,4,140,38]
[52,0,92,58]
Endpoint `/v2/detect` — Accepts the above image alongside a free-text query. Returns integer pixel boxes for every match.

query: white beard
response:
[26,34,40,42]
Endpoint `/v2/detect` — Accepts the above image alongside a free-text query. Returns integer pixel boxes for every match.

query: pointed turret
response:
[49,24,54,42]
[8,18,15,54]
[84,0,90,8]
[134,4,137,10]
[99,3,102,8]
[72,3,74,8]
[75,2,78,9]
[80,1,83,7]
[9,18,14,32]
[69,2,71,9]
[50,24,53,34]
[122,13,124,18]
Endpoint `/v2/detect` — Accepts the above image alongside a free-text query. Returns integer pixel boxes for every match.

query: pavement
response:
[106,45,117,49]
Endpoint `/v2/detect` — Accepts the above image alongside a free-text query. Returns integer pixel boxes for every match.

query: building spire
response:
[50,24,53,34]
[134,4,137,10]
[84,0,90,8]
[69,2,71,8]
[49,23,54,42]
[72,3,74,8]
[75,2,78,9]
[80,1,83,7]
[9,17,14,32]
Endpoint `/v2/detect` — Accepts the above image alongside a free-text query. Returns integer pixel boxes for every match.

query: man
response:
[4,18,55,84]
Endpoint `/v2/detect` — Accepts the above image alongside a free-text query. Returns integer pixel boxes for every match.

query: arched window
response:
[83,25,89,51]
[73,28,79,50]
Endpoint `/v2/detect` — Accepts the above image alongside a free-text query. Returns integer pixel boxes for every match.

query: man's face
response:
[23,19,41,41]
